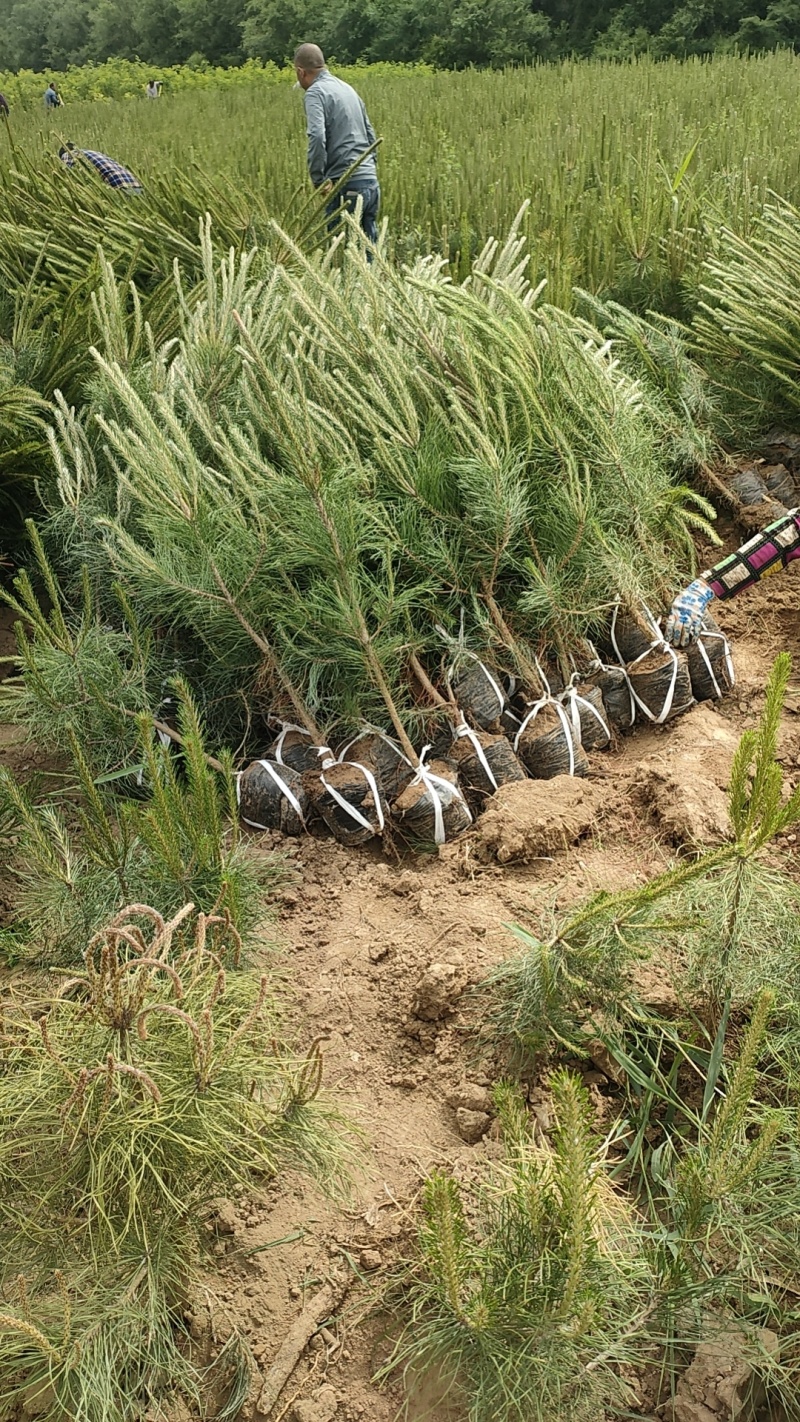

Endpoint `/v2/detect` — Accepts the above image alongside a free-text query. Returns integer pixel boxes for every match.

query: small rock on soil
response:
[662,1325,780,1422]
[455,1108,491,1143]
[411,956,468,1021]
[290,1383,339,1422]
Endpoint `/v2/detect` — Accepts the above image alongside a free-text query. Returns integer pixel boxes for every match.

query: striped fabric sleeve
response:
[702,507,800,600]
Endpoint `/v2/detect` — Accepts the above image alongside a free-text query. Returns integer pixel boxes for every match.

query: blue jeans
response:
[326,179,380,244]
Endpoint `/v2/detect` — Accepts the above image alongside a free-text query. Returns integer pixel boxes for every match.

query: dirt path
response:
[193,545,800,1422]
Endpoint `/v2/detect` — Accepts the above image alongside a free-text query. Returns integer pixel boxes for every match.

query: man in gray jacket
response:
[294,43,380,243]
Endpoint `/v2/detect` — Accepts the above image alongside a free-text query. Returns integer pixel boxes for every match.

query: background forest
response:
[4,0,800,75]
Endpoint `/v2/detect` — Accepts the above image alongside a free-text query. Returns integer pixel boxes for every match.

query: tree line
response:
[2,0,800,75]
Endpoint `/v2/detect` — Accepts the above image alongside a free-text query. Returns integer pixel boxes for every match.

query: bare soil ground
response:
[3,534,800,1422]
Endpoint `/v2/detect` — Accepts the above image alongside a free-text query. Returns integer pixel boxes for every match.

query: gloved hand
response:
[665,578,715,647]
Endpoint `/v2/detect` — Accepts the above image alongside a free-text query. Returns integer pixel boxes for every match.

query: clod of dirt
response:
[447,1083,493,1113]
[411,956,467,1021]
[290,1383,339,1422]
[210,1199,238,1235]
[581,1030,626,1086]
[19,1382,56,1420]
[359,1248,382,1272]
[391,870,421,895]
[455,1108,491,1143]
[663,1326,779,1422]
[632,704,739,846]
[470,777,601,864]
[157,1399,194,1422]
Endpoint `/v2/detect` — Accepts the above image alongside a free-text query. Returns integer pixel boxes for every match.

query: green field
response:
[3,50,800,308]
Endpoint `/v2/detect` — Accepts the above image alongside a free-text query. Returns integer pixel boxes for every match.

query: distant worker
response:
[58,143,143,193]
[0,94,9,118]
[44,82,63,109]
[666,506,800,646]
[293,43,380,244]
[146,79,162,100]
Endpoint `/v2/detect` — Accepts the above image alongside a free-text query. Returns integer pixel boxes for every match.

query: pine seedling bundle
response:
[41,217,724,847]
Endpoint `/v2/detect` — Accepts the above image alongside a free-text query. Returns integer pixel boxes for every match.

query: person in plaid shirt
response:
[59,143,143,193]
[666,506,800,646]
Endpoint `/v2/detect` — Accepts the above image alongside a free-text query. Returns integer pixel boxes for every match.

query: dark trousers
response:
[326,179,381,244]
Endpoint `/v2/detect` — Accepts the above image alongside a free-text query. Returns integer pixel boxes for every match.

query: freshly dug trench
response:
[687,615,735,702]
[585,664,634,731]
[238,759,307,836]
[450,660,506,728]
[303,760,385,845]
[626,646,694,724]
[268,726,321,773]
[392,759,472,844]
[336,730,415,800]
[515,701,589,779]
[561,682,611,750]
[450,725,526,797]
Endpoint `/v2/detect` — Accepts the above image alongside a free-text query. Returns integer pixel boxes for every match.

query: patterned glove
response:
[665,578,715,647]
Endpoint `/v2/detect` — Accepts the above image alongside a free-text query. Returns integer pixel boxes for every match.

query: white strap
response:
[512,694,548,750]
[434,627,506,715]
[551,699,576,776]
[235,760,305,830]
[319,760,385,834]
[625,641,680,724]
[561,680,611,745]
[409,747,472,845]
[273,723,311,766]
[696,636,721,699]
[338,727,413,768]
[470,659,505,715]
[695,627,736,698]
[513,695,576,776]
[610,601,683,725]
[454,719,498,791]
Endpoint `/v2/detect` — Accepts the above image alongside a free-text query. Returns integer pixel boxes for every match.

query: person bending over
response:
[59,143,143,193]
[293,43,380,243]
[666,505,800,646]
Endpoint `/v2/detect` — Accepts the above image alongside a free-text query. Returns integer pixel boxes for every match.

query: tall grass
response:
[4,52,800,308]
